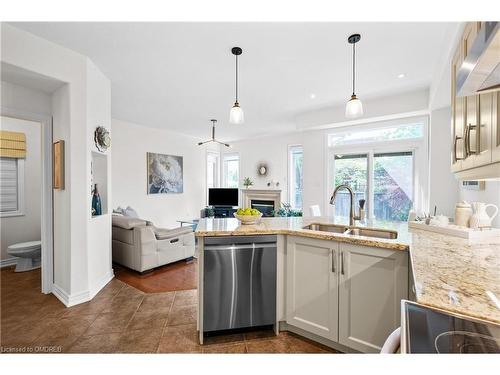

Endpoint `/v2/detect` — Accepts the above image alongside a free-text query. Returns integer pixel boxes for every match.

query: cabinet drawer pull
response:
[340,251,345,275]
[331,250,335,273]
[170,238,179,244]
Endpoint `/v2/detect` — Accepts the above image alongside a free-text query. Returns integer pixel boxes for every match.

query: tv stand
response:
[213,206,237,218]
[201,206,237,218]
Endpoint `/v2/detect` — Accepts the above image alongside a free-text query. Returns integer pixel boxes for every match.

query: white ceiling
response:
[9,22,456,140]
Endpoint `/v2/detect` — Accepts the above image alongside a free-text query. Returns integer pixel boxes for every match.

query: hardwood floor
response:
[113,258,197,293]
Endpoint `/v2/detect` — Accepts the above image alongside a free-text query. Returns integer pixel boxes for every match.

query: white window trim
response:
[222,152,240,188]
[0,158,25,218]
[326,116,429,219]
[206,150,220,205]
[288,144,303,209]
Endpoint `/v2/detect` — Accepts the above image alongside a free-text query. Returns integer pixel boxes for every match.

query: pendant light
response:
[229,47,244,124]
[345,34,363,119]
[198,119,230,148]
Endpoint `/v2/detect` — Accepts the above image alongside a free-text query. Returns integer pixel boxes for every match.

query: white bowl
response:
[234,212,263,225]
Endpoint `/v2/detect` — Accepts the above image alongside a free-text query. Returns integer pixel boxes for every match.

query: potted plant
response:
[243,177,254,189]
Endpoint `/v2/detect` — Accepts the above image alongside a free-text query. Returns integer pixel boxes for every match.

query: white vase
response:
[470,202,499,229]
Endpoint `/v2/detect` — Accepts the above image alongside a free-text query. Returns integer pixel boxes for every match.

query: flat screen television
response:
[208,188,239,207]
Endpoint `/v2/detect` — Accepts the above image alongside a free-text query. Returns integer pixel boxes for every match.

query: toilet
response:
[7,241,42,272]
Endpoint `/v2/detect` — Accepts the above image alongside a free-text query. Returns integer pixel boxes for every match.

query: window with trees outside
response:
[223,153,239,188]
[289,145,303,209]
[329,118,427,222]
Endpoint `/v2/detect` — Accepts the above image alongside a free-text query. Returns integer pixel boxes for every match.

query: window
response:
[328,117,428,222]
[333,154,368,218]
[328,122,423,147]
[223,153,239,188]
[206,152,219,203]
[0,157,24,217]
[374,152,413,221]
[288,145,303,209]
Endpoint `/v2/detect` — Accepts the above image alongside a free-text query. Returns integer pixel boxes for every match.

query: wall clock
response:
[94,126,111,152]
[257,163,268,176]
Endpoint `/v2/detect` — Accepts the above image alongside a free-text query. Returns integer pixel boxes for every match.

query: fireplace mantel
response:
[241,189,281,210]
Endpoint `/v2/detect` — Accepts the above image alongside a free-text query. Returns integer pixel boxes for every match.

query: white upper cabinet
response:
[451,22,500,179]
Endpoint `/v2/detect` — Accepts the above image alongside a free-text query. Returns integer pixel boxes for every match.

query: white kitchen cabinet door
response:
[338,243,408,353]
[286,236,339,342]
[492,91,500,162]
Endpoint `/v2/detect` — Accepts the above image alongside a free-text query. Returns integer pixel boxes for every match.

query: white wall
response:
[112,118,206,228]
[429,107,459,218]
[229,130,326,214]
[2,23,112,305]
[86,61,112,297]
[1,80,52,116]
[0,116,41,261]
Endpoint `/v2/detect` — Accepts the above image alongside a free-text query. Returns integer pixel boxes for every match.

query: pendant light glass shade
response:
[345,94,363,118]
[229,102,244,124]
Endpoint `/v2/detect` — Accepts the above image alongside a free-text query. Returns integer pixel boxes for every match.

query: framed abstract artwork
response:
[147,152,183,194]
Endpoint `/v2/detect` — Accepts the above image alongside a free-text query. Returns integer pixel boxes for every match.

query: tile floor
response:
[0,267,338,354]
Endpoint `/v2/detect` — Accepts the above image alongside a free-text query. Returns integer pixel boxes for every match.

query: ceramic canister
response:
[455,201,473,227]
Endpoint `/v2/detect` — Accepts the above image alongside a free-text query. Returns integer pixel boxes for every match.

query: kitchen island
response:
[195,216,500,352]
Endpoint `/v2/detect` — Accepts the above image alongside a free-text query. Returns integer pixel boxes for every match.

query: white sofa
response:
[112,215,195,272]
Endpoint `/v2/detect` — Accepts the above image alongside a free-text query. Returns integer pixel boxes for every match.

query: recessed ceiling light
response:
[310,93,316,99]
[398,73,406,79]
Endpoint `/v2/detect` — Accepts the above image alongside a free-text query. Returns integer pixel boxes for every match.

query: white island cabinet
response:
[286,236,339,341]
[286,236,408,353]
[338,242,408,353]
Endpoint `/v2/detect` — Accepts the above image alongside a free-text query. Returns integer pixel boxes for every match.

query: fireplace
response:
[241,189,281,217]
[251,199,275,217]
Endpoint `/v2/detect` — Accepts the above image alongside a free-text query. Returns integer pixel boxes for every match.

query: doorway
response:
[0,112,53,294]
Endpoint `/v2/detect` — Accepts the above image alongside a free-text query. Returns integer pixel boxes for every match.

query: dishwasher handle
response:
[204,243,277,251]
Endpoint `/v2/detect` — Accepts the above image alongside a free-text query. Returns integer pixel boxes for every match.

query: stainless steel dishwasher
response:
[203,235,277,333]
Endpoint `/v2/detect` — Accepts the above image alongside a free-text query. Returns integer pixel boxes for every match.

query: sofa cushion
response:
[112,226,135,245]
[154,226,193,240]
[112,215,147,229]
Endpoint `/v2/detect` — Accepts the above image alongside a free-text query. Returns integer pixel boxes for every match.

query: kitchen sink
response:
[345,227,398,239]
[302,223,350,234]
[303,223,398,239]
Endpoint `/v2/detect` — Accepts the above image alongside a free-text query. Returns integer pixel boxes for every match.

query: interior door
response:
[338,243,408,353]
[286,236,339,341]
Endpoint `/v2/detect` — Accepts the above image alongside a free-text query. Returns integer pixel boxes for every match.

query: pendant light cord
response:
[352,43,356,96]
[235,54,239,103]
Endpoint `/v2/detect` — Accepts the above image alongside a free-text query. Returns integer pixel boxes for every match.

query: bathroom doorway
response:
[0,111,53,294]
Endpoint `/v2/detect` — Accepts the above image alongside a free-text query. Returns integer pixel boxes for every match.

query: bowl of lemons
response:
[234,207,263,224]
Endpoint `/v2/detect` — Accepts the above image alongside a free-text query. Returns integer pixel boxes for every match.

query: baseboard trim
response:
[89,270,115,299]
[0,258,17,268]
[52,284,90,307]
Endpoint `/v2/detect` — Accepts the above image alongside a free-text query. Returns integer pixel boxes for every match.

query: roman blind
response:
[0,130,26,158]
[0,157,18,212]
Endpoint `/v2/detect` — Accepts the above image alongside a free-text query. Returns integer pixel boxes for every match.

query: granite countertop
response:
[195,216,500,324]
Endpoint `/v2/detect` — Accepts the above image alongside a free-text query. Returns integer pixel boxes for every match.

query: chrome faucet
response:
[329,184,365,226]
